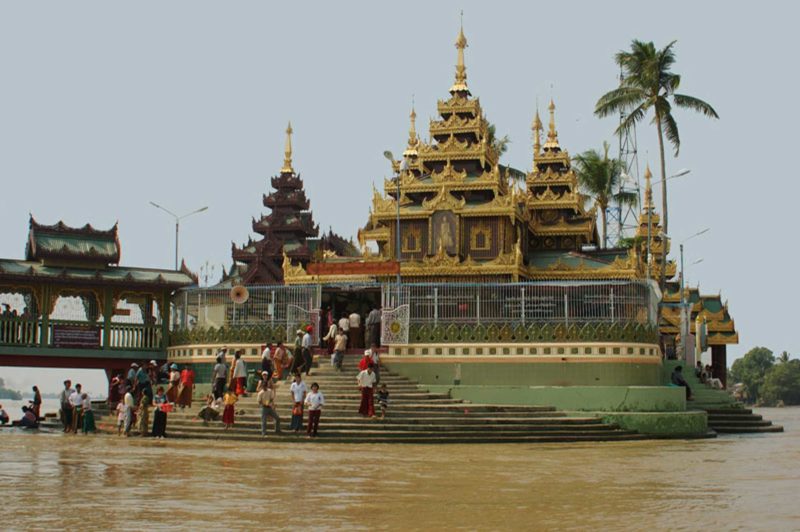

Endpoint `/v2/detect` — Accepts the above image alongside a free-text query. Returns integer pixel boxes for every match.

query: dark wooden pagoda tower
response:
[231,123,319,284]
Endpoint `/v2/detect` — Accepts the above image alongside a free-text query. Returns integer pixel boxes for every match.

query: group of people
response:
[320,306,382,355]
[695,361,724,389]
[58,380,97,434]
[356,348,389,419]
[0,386,42,429]
[107,359,196,438]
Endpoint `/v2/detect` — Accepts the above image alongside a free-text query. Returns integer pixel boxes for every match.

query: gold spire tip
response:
[543,99,560,149]
[281,121,294,174]
[450,15,469,94]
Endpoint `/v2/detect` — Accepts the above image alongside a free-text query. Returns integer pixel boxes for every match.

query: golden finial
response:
[532,108,542,156]
[449,12,469,94]
[644,163,653,208]
[403,96,419,158]
[280,121,294,174]
[543,99,560,150]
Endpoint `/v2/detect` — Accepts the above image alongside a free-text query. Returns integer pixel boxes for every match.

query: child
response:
[81,393,96,434]
[377,383,389,420]
[222,386,238,429]
[115,400,125,435]
[304,383,325,438]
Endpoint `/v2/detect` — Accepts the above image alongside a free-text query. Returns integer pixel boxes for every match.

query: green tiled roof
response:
[0,259,194,287]
[34,233,117,259]
[527,251,610,270]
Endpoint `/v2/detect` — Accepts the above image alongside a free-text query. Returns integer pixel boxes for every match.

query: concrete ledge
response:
[425,385,686,412]
[597,411,707,437]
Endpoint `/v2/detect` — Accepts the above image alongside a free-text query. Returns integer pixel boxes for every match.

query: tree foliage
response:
[761,355,800,406]
[573,142,637,248]
[729,347,774,403]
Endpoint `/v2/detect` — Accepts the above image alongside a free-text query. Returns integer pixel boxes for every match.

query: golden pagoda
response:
[359,22,527,281]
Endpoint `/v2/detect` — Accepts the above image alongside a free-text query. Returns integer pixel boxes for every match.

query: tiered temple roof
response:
[229,124,359,285]
[526,101,598,251]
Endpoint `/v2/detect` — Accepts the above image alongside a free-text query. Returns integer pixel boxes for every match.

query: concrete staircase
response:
[99,352,646,444]
[663,361,783,434]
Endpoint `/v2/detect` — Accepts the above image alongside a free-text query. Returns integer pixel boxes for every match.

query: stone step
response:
[148,431,646,444]
[162,422,622,434]
[706,413,763,422]
[705,407,753,415]
[162,415,597,428]
[713,424,784,434]
[708,419,773,427]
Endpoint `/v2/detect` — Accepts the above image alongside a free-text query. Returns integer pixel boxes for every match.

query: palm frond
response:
[662,111,681,156]
[595,86,647,117]
[615,102,649,136]
[673,94,719,119]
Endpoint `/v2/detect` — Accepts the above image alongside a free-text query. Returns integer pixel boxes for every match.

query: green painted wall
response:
[599,411,707,437]
[426,384,686,412]
[386,361,662,387]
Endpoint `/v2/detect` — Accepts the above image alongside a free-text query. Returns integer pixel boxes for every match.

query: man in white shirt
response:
[69,384,83,433]
[357,367,377,418]
[348,311,362,349]
[366,307,382,347]
[304,383,325,438]
[257,380,281,436]
[123,388,135,436]
[289,374,308,432]
[337,315,350,348]
[212,355,227,400]
[301,326,313,376]
[232,351,247,396]
[59,379,74,432]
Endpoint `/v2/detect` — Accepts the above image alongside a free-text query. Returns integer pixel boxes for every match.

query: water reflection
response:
[1,408,797,530]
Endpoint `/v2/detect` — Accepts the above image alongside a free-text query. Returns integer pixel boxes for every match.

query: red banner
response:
[52,324,101,349]
[306,261,400,276]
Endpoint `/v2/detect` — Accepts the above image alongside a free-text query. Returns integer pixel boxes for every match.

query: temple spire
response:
[403,97,419,157]
[643,163,654,212]
[449,14,469,95]
[280,121,294,174]
[532,108,542,156]
[543,99,560,150]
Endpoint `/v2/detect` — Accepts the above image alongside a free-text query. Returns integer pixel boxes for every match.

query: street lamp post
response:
[646,169,690,279]
[149,202,209,270]
[679,228,710,361]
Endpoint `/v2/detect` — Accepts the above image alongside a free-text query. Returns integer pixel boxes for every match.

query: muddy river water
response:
[0,407,798,530]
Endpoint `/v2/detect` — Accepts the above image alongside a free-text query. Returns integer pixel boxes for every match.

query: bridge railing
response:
[0,317,163,351]
[0,317,40,346]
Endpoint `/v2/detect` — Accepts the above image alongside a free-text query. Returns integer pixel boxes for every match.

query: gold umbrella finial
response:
[281,121,294,174]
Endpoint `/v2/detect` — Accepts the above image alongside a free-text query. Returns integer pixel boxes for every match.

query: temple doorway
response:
[320,285,382,350]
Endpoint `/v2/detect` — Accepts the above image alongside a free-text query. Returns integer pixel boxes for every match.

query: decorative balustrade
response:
[0,317,162,351]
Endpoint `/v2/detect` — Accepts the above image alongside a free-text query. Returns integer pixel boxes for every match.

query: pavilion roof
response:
[0,259,195,289]
[26,216,120,265]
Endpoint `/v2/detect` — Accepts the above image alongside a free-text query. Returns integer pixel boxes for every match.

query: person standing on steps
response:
[289,373,307,433]
[232,351,247,396]
[166,364,180,403]
[349,309,362,349]
[69,383,84,434]
[366,306,382,348]
[322,319,338,361]
[377,383,389,420]
[338,313,351,349]
[222,385,238,430]
[357,365,377,418]
[123,385,135,436]
[333,328,348,372]
[177,365,195,409]
[151,386,168,438]
[59,379,74,433]
[273,341,289,380]
[290,330,304,376]
[212,355,227,400]
[261,344,275,382]
[304,383,325,438]
[370,344,381,386]
[81,392,96,434]
[302,326,314,377]
[258,379,281,437]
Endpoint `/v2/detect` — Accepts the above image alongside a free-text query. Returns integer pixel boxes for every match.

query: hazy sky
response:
[1,1,797,393]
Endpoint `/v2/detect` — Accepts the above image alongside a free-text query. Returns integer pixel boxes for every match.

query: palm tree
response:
[573,142,638,248]
[779,351,791,364]
[595,39,718,254]
[487,123,510,157]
